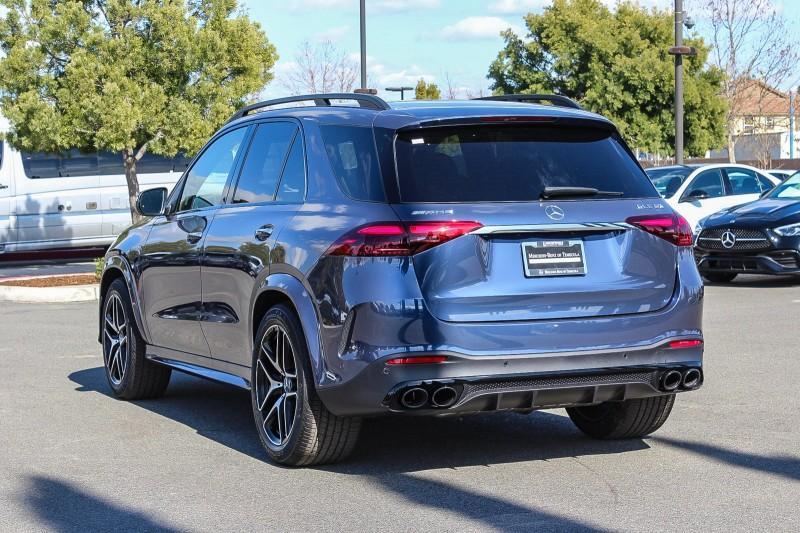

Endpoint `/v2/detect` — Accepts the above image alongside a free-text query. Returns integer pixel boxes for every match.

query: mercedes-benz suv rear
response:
[99,94,704,466]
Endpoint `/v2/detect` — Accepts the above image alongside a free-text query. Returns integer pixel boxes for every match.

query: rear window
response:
[320,125,385,201]
[395,125,656,202]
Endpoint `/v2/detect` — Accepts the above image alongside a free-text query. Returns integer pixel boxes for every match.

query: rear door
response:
[0,142,12,252]
[201,120,305,365]
[390,123,679,323]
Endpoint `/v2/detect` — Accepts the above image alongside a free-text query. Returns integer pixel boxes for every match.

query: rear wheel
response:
[251,304,361,466]
[102,278,171,400]
[566,395,675,439]
[702,272,737,283]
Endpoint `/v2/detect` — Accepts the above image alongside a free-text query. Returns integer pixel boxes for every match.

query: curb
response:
[0,283,100,303]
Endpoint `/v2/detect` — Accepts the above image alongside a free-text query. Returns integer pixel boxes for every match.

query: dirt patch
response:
[0,274,99,287]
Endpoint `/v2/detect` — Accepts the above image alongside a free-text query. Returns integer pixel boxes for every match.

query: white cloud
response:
[441,16,520,41]
[316,25,351,43]
[351,54,436,88]
[488,0,549,14]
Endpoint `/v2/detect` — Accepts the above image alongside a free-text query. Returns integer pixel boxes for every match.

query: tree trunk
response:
[727,131,737,163]
[123,149,142,224]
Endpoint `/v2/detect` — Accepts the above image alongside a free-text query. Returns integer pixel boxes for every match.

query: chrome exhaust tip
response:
[661,370,682,392]
[400,387,428,409]
[430,386,458,408]
[682,368,702,389]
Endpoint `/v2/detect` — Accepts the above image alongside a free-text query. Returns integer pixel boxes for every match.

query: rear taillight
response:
[326,221,483,257]
[626,214,693,247]
[668,339,703,349]
[385,355,448,365]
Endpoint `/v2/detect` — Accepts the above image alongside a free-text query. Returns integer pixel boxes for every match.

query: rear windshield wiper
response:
[539,186,624,200]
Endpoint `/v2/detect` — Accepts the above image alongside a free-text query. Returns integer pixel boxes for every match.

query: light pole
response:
[359,0,367,90]
[669,1,696,165]
[385,86,414,100]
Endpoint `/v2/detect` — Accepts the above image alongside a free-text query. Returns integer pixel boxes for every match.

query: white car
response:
[646,163,781,231]
[0,142,184,256]
[769,169,797,182]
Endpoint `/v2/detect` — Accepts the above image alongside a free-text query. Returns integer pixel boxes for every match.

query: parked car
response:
[0,136,184,257]
[769,169,797,182]
[645,164,780,232]
[695,171,800,282]
[98,93,705,466]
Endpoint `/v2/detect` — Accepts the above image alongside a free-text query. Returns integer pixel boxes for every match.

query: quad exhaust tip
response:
[682,368,702,389]
[400,387,428,409]
[430,386,458,408]
[661,370,683,391]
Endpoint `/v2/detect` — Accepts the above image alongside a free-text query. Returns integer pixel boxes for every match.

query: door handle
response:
[254,224,274,241]
[186,232,203,244]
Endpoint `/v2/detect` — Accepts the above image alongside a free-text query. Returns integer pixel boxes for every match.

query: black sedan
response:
[694,173,800,282]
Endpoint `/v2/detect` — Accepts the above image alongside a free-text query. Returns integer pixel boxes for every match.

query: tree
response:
[701,0,798,162]
[0,0,277,222]
[488,0,727,158]
[415,78,441,100]
[281,40,359,95]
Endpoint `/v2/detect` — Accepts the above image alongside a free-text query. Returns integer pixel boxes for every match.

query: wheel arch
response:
[252,273,329,388]
[98,255,150,344]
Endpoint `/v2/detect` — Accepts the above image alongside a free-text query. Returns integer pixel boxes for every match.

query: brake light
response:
[385,355,448,365]
[668,339,703,349]
[326,221,483,257]
[626,214,693,247]
[479,116,556,123]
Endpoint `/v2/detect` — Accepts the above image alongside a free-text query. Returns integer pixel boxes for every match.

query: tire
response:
[251,304,361,466]
[566,394,675,439]
[702,272,737,283]
[101,278,171,400]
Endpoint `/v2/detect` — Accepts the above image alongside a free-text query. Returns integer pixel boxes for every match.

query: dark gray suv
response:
[99,93,705,466]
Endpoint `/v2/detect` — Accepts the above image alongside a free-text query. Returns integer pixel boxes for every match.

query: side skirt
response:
[146,345,251,390]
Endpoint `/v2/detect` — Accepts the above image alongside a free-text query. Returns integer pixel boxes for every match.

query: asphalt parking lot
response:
[1,276,799,532]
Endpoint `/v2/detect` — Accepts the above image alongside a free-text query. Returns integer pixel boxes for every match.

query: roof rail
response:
[226,93,391,123]
[474,94,583,110]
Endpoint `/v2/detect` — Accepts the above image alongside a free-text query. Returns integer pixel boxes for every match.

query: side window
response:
[726,168,762,195]
[756,174,775,193]
[232,122,297,204]
[320,125,385,201]
[178,127,247,212]
[276,133,306,203]
[684,169,725,199]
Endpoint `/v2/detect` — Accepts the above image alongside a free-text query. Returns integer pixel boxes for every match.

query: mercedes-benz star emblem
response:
[721,230,737,249]
[544,205,565,221]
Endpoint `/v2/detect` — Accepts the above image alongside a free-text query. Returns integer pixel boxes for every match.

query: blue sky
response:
[246,0,800,100]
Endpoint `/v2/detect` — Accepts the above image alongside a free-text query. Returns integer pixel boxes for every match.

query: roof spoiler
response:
[226,93,391,124]
[474,94,583,110]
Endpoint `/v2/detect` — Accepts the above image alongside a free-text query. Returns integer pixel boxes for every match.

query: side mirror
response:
[681,189,709,202]
[136,187,167,217]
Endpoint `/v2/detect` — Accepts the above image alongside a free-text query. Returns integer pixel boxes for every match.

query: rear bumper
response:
[695,249,800,275]
[317,339,704,416]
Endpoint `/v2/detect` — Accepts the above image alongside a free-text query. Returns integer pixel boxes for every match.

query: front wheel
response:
[102,278,171,400]
[251,304,361,466]
[566,395,675,439]
[702,272,737,283]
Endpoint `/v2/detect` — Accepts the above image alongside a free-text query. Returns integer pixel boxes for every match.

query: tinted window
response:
[320,125,385,201]
[233,122,297,204]
[646,167,692,198]
[178,128,247,212]
[726,168,763,195]
[395,125,655,202]
[684,169,725,199]
[24,150,188,178]
[276,135,306,203]
[757,175,775,192]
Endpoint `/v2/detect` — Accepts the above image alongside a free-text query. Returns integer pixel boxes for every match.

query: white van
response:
[0,139,185,256]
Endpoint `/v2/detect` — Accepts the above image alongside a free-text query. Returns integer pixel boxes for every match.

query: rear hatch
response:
[390,122,684,322]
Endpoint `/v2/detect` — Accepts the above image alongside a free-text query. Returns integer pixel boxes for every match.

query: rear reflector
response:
[668,339,703,349]
[326,221,483,257]
[626,214,693,247]
[385,356,448,365]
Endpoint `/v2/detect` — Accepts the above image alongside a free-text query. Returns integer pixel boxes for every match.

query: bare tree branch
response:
[280,40,359,95]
